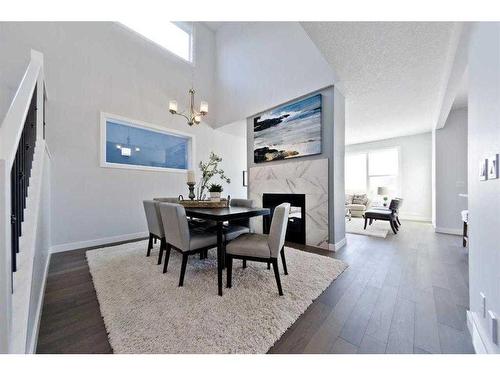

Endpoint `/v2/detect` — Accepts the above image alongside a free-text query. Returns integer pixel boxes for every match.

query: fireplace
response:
[263,193,306,245]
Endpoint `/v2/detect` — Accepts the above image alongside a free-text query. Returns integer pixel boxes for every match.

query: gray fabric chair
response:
[226,198,255,241]
[227,198,255,268]
[143,200,166,263]
[153,197,179,203]
[155,196,212,237]
[159,202,218,286]
[226,203,290,296]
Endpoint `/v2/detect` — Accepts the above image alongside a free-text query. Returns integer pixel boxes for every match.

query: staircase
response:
[0,50,49,354]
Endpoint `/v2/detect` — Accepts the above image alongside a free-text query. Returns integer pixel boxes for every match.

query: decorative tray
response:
[178,199,229,209]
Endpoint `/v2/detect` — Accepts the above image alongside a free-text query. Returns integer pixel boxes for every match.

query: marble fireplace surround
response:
[248,158,329,248]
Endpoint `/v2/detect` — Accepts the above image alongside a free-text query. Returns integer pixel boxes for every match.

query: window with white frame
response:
[122,21,193,62]
[100,113,193,172]
[345,153,367,194]
[345,147,400,199]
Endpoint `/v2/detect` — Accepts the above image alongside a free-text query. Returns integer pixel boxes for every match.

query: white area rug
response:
[86,240,347,354]
[346,217,390,238]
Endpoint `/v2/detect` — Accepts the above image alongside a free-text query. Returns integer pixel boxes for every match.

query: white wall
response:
[333,87,346,246]
[214,22,336,127]
[0,22,247,251]
[434,107,468,234]
[467,23,500,354]
[346,132,433,222]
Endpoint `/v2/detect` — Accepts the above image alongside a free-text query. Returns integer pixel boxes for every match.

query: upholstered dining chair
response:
[226,198,255,268]
[155,196,212,238]
[143,200,166,264]
[226,203,290,296]
[151,198,179,246]
[153,197,179,203]
[159,202,218,287]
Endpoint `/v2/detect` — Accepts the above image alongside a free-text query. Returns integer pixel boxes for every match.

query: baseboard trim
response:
[28,252,51,354]
[434,227,462,236]
[50,231,149,254]
[335,238,346,251]
[399,214,432,222]
[467,310,486,354]
[325,238,346,252]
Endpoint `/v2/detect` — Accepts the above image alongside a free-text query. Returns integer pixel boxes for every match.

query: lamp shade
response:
[377,186,389,195]
[168,100,178,113]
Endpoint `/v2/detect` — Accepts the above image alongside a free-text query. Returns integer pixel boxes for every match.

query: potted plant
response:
[196,152,231,200]
[208,184,223,202]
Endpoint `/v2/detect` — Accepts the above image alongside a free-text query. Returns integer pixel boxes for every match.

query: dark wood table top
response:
[184,206,270,221]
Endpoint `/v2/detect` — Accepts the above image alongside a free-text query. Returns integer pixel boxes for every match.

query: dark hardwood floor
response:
[36,221,474,354]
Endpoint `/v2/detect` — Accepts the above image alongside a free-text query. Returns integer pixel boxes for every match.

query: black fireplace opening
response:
[263,193,306,245]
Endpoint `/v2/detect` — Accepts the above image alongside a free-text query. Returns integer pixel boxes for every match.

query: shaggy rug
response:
[86,240,347,354]
[346,217,390,238]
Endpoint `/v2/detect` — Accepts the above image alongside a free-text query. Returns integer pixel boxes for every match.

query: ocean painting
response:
[253,94,322,163]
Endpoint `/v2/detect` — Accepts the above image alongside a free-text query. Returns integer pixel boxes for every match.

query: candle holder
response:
[187,182,196,200]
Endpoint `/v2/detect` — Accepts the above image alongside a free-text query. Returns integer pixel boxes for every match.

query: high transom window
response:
[100,113,193,172]
[122,21,193,63]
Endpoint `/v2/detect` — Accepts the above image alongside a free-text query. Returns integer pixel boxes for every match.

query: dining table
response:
[184,206,270,296]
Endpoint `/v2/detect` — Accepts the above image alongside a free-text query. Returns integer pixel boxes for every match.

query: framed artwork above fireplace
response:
[253,94,322,163]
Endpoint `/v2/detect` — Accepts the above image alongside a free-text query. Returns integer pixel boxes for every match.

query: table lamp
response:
[377,186,389,207]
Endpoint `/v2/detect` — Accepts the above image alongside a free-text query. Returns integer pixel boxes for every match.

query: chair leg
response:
[154,238,157,245]
[157,238,165,265]
[226,255,233,288]
[162,243,172,274]
[271,258,283,296]
[178,253,188,287]
[389,219,398,234]
[364,217,368,229]
[369,218,373,225]
[280,247,288,275]
[242,259,247,268]
[267,262,270,270]
[146,233,153,257]
[396,217,401,226]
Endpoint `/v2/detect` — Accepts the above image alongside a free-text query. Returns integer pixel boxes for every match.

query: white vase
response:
[209,192,221,202]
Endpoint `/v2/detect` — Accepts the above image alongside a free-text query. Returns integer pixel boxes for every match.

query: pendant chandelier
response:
[168,88,208,126]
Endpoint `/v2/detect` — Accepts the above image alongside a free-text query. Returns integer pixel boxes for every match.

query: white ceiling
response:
[301,22,463,145]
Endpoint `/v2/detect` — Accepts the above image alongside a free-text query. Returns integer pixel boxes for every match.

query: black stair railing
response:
[10,86,37,273]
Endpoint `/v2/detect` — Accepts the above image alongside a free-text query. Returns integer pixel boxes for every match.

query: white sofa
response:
[345,194,371,218]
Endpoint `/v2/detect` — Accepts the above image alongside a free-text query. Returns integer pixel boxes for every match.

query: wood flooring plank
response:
[414,289,441,354]
[340,285,381,346]
[268,300,332,353]
[433,286,467,331]
[438,323,474,354]
[331,337,358,354]
[358,335,387,354]
[364,285,398,343]
[302,316,343,353]
[386,297,415,353]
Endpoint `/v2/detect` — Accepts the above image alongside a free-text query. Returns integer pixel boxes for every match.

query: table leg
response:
[217,221,223,296]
